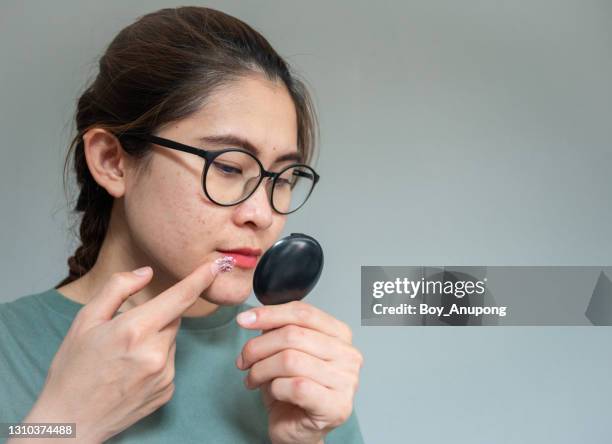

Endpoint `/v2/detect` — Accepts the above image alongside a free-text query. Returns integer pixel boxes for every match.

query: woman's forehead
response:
[171,76,299,159]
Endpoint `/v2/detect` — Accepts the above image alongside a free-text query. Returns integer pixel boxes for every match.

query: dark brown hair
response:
[55,6,318,288]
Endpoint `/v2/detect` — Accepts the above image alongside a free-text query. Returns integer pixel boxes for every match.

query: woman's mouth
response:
[217,248,262,269]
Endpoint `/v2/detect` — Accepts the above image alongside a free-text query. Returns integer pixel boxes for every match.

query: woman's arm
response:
[5,392,105,444]
[6,262,221,443]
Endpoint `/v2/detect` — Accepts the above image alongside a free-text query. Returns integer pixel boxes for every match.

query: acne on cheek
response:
[160,173,220,258]
[153,198,196,256]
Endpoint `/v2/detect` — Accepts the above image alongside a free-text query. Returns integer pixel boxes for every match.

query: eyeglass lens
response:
[204,150,315,214]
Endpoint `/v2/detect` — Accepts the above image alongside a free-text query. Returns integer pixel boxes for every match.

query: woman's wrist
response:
[21,392,106,443]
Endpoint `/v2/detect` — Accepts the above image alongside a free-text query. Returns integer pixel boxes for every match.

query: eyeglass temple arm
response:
[124,133,320,183]
[125,133,208,158]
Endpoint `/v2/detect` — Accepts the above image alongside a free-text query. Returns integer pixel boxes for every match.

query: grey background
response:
[2,1,611,442]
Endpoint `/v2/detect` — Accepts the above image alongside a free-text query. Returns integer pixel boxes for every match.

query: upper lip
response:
[217,247,262,256]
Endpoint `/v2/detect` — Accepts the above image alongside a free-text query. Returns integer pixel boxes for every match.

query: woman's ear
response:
[82,128,129,198]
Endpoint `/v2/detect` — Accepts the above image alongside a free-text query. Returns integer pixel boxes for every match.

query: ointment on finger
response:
[214,256,237,273]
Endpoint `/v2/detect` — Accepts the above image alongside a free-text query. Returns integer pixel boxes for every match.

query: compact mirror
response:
[253,233,324,305]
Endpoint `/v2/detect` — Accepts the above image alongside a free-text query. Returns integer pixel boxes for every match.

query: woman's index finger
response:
[127,261,220,332]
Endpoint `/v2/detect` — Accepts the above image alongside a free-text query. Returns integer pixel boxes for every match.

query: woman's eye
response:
[214,162,242,175]
[276,177,292,187]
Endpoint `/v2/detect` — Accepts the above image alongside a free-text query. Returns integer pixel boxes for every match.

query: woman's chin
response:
[199,282,252,306]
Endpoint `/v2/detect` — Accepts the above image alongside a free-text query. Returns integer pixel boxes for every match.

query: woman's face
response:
[123,74,298,305]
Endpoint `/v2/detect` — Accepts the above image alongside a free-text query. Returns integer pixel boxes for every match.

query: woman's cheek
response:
[125,196,196,278]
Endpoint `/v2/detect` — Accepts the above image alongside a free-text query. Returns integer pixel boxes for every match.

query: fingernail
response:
[237,310,257,325]
[213,256,236,275]
[132,266,151,276]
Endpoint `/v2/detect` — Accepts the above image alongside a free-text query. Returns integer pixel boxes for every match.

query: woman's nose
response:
[232,179,274,229]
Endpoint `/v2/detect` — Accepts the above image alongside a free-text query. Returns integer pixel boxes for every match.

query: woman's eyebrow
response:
[198,134,302,163]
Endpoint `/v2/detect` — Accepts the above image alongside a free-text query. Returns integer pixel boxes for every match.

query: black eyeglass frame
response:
[121,133,320,215]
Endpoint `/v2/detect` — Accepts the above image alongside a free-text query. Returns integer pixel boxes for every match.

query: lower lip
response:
[217,251,259,269]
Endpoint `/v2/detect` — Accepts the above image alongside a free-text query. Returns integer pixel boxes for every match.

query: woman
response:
[0,6,364,444]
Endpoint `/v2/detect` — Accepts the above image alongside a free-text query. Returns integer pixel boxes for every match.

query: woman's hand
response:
[236,300,364,444]
[19,261,221,443]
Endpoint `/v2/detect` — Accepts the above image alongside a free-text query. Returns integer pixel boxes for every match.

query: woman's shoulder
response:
[0,290,46,320]
[0,291,53,353]
[0,288,70,332]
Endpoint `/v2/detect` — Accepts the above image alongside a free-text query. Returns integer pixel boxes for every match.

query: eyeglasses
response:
[121,133,320,215]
